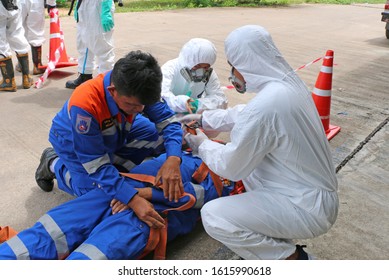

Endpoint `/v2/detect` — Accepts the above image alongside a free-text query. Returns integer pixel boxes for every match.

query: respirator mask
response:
[180,67,213,83]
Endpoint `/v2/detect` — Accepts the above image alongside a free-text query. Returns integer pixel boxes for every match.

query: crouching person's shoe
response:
[35,147,58,192]
[296,245,315,260]
[65,73,92,89]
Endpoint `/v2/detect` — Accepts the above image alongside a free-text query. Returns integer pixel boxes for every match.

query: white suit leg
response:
[5,10,29,54]
[94,31,114,74]
[76,24,95,75]
[201,190,321,260]
[0,17,11,57]
[76,0,114,74]
[20,0,45,47]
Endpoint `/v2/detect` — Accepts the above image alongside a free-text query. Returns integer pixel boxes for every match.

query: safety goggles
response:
[228,67,246,94]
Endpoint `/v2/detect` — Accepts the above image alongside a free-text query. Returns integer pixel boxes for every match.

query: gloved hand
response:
[184,128,209,155]
[101,0,114,32]
[186,98,199,113]
[175,113,202,125]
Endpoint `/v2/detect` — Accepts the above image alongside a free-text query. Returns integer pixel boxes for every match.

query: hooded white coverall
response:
[75,0,115,74]
[199,25,339,260]
[0,0,29,57]
[161,38,228,114]
[18,0,56,47]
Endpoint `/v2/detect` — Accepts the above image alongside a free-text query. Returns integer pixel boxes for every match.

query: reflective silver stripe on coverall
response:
[124,122,132,132]
[82,154,111,174]
[192,183,205,209]
[73,243,107,260]
[102,125,117,136]
[5,236,30,260]
[64,170,72,190]
[38,214,69,259]
[124,138,159,149]
[156,117,174,133]
[112,154,137,171]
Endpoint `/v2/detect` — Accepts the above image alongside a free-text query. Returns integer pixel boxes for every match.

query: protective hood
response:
[178,38,217,69]
[224,25,306,93]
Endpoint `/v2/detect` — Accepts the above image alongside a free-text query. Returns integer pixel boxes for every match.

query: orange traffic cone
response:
[40,8,77,70]
[311,50,340,140]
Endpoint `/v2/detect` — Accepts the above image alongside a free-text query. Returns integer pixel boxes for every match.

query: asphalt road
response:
[0,4,388,260]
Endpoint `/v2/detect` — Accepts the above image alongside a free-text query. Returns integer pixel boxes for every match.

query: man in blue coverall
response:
[35,50,184,230]
[0,151,235,259]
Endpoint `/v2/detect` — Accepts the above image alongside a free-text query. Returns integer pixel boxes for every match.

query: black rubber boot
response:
[65,73,93,89]
[31,45,45,75]
[35,147,58,192]
[0,56,17,92]
[16,53,33,89]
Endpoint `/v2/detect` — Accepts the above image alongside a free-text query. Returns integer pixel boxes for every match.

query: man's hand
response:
[184,128,209,155]
[128,194,165,229]
[111,188,153,215]
[154,156,183,202]
[110,199,129,214]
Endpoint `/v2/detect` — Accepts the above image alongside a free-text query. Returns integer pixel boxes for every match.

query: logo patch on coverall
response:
[76,114,92,134]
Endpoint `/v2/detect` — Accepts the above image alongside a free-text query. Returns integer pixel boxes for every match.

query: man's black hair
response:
[111,50,162,105]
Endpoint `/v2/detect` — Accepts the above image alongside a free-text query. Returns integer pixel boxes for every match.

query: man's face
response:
[108,86,145,115]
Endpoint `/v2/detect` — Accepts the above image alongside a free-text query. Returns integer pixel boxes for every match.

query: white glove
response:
[175,113,202,125]
[184,128,209,155]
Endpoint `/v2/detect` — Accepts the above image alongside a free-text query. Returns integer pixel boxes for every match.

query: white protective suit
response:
[75,0,115,74]
[199,25,339,260]
[0,0,29,57]
[161,38,228,113]
[18,0,55,47]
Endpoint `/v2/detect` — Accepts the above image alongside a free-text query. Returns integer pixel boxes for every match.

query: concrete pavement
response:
[0,4,388,260]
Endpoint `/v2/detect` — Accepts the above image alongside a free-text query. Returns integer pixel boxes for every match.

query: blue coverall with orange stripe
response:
[48,70,183,204]
[0,152,234,260]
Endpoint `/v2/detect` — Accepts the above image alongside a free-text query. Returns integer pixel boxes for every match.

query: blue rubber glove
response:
[101,0,114,32]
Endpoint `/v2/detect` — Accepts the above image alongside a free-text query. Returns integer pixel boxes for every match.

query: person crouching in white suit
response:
[181,25,339,260]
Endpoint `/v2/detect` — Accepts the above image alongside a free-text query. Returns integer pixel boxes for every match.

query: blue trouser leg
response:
[0,189,112,259]
[66,210,150,260]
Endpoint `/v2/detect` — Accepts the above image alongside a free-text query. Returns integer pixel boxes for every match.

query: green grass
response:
[57,0,386,13]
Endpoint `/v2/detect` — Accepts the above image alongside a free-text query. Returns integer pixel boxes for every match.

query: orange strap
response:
[229,180,246,195]
[121,173,161,188]
[137,217,169,260]
[121,172,196,260]
[137,226,162,259]
[152,218,168,260]
[192,162,223,197]
[192,162,209,184]
[0,226,18,244]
